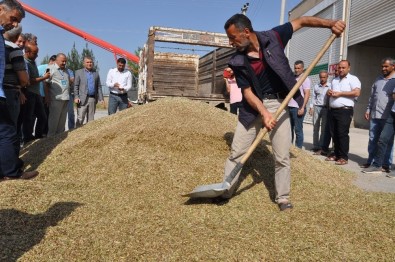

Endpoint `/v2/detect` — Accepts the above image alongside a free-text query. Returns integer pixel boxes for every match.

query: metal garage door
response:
[348,0,395,46]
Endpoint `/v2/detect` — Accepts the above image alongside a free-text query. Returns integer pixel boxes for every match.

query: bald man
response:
[44,53,70,136]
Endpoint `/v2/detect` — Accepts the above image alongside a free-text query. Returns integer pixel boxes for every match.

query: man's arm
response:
[106,69,114,88]
[243,87,276,131]
[29,72,50,85]
[16,70,29,87]
[74,71,81,103]
[298,78,311,115]
[309,85,316,115]
[365,84,375,120]
[330,88,360,98]
[97,75,104,102]
[44,82,50,105]
[224,78,230,93]
[291,16,346,36]
[123,72,133,92]
[298,88,310,116]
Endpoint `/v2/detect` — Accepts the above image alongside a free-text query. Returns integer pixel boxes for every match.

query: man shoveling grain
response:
[221,14,345,211]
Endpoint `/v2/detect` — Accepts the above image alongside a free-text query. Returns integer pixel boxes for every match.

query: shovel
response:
[184,34,337,198]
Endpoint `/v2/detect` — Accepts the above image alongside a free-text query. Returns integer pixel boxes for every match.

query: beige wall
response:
[347,45,395,129]
[288,0,324,20]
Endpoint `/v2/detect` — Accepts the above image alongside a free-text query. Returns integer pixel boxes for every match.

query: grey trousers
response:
[48,100,68,137]
[76,97,96,128]
[312,105,328,149]
[222,99,291,203]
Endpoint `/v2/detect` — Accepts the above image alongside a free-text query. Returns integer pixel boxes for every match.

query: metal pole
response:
[280,0,286,24]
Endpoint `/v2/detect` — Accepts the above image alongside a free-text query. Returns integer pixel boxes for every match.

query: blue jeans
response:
[370,117,394,168]
[367,118,393,167]
[289,106,306,149]
[68,93,75,129]
[0,97,23,178]
[108,93,128,115]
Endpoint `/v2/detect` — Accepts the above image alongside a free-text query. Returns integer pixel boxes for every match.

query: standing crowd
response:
[307,57,395,179]
[0,0,132,181]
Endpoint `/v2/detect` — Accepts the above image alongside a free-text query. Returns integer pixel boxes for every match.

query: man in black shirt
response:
[221,14,345,211]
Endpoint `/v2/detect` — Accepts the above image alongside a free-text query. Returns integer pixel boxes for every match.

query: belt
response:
[262,93,281,100]
[315,105,326,107]
[331,106,353,110]
[3,83,21,90]
[110,92,127,96]
[88,95,96,98]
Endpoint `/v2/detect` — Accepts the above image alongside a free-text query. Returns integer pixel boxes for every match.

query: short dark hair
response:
[382,57,394,65]
[339,59,350,66]
[83,56,93,61]
[0,0,25,18]
[224,14,254,32]
[24,32,37,43]
[294,60,304,67]
[117,57,126,64]
[49,55,57,61]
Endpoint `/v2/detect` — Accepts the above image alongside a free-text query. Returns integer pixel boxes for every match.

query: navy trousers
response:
[0,97,23,178]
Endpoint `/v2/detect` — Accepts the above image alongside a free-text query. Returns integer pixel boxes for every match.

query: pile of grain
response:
[0,98,394,261]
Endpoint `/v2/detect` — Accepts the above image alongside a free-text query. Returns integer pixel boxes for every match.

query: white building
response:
[287,0,395,128]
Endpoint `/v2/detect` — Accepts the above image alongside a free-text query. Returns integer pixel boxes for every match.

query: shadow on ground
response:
[20,132,68,171]
[0,201,82,261]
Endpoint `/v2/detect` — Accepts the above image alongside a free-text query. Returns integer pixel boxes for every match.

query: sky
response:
[18,0,301,83]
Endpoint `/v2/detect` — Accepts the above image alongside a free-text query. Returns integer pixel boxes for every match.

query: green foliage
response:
[127,47,141,86]
[40,54,51,65]
[66,43,81,72]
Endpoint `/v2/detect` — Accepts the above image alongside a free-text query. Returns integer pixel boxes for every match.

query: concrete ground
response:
[302,123,395,193]
[76,106,395,194]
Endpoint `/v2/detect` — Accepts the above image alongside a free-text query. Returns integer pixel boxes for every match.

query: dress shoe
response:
[1,171,39,181]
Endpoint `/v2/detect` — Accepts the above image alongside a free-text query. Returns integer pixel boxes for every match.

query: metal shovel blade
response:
[182,182,230,198]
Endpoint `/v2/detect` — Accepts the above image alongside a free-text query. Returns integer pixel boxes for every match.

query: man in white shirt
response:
[325,60,361,165]
[106,58,132,115]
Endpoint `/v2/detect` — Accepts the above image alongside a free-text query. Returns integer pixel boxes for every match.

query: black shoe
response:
[382,166,391,173]
[360,163,371,168]
[1,171,39,181]
[320,150,330,156]
[278,202,293,211]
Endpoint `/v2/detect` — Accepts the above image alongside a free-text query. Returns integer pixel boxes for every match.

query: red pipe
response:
[18,1,139,64]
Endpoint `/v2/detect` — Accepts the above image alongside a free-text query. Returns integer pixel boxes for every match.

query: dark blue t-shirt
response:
[234,22,293,97]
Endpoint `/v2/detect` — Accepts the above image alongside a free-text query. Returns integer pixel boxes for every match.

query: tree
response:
[66,43,81,72]
[40,54,51,65]
[127,47,141,79]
